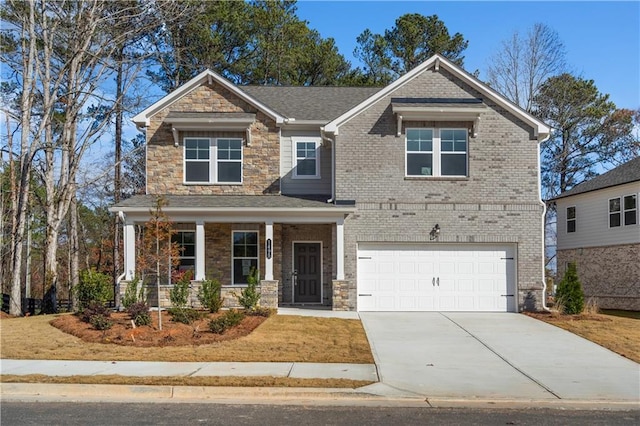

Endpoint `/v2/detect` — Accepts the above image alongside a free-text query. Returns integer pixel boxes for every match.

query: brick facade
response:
[557,244,640,311]
[335,68,545,311]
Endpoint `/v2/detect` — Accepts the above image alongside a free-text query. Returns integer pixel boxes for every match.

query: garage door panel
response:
[358,243,516,312]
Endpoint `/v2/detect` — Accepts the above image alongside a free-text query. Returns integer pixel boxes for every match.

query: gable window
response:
[232,231,258,285]
[184,137,242,184]
[566,206,576,233]
[624,194,637,226]
[292,137,320,178]
[609,198,621,227]
[406,128,467,177]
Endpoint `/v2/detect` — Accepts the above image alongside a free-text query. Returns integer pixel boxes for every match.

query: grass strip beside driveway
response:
[0,314,374,364]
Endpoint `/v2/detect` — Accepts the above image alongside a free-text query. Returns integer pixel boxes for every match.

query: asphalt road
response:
[2,402,638,425]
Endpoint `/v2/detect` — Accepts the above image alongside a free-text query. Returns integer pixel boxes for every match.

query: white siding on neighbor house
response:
[556,181,640,250]
[280,129,332,195]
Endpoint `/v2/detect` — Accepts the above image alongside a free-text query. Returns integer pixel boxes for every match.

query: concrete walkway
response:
[359,312,640,402]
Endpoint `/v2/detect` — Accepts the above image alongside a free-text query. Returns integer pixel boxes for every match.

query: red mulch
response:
[50,311,267,347]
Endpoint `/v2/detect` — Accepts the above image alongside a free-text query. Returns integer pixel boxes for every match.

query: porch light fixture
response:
[429,224,440,240]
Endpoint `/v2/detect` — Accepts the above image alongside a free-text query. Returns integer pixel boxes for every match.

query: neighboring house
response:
[553,157,640,311]
[111,54,550,312]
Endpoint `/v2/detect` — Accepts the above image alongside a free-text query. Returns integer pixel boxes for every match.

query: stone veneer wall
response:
[557,243,640,311]
[334,67,546,312]
[145,82,280,195]
[280,224,333,306]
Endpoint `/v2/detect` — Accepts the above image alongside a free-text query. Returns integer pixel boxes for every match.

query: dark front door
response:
[293,243,322,303]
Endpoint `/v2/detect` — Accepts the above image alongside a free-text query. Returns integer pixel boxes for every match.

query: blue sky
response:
[295,1,640,110]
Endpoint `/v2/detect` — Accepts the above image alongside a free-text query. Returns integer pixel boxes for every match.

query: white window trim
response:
[183,137,243,185]
[566,206,576,234]
[608,197,622,228]
[231,230,259,286]
[405,128,468,178]
[623,193,638,226]
[292,136,321,179]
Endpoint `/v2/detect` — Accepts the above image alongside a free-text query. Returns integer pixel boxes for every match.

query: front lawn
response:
[0,313,374,364]
[526,311,640,363]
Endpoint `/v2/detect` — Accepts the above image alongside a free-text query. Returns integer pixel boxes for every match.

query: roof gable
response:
[132,70,287,127]
[553,157,640,200]
[323,54,551,141]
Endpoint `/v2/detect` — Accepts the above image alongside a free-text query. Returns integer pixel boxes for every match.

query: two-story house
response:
[111,54,550,312]
[554,157,640,311]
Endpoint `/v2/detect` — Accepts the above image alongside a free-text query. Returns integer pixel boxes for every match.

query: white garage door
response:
[357,243,516,312]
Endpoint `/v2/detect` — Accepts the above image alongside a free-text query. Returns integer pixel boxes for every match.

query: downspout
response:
[538,133,551,312]
[321,127,335,203]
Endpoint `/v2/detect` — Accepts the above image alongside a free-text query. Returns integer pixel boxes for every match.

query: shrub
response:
[89,314,113,330]
[168,307,205,324]
[76,268,112,310]
[208,309,245,334]
[198,278,223,313]
[127,301,151,326]
[122,277,145,309]
[234,268,260,312]
[170,270,192,308]
[246,306,275,317]
[80,301,111,323]
[555,263,585,315]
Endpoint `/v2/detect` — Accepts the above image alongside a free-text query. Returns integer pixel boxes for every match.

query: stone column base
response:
[332,280,353,311]
[259,280,279,309]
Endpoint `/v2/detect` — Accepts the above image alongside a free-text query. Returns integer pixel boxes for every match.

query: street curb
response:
[2,383,639,410]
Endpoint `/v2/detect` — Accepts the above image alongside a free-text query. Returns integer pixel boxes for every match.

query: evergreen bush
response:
[127,301,151,326]
[122,277,144,309]
[170,270,192,308]
[75,268,112,310]
[555,263,585,314]
[234,268,260,311]
[198,278,223,313]
[208,309,245,334]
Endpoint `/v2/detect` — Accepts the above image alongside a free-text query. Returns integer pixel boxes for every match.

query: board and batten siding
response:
[280,129,332,196]
[556,181,640,250]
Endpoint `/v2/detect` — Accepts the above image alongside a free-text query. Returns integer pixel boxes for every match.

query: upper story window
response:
[406,128,467,177]
[566,206,576,233]
[624,194,637,226]
[292,137,320,179]
[184,137,242,184]
[609,197,621,227]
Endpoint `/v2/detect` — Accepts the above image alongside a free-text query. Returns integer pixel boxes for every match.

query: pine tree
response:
[556,263,584,314]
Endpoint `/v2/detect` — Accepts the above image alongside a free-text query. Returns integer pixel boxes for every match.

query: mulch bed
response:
[525,311,613,322]
[50,311,267,347]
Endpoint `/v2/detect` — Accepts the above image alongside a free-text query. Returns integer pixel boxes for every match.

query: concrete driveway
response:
[359,312,640,402]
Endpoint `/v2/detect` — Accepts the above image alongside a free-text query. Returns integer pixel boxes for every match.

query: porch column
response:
[195,220,205,281]
[124,220,136,280]
[336,217,345,280]
[265,220,274,280]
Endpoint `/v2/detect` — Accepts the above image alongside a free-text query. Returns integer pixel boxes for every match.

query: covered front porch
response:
[111,195,354,310]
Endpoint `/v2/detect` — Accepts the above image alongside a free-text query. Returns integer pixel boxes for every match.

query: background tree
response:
[486,23,567,112]
[534,73,637,201]
[353,13,468,84]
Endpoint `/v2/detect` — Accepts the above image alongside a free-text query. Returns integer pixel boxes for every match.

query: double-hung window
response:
[184,137,242,184]
[609,197,621,227]
[292,137,320,178]
[566,206,576,233]
[172,231,195,273]
[232,231,258,285]
[406,128,467,177]
[610,195,638,227]
[623,194,637,226]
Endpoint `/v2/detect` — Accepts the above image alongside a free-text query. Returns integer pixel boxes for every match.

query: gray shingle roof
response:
[113,194,343,210]
[240,86,381,122]
[553,156,640,200]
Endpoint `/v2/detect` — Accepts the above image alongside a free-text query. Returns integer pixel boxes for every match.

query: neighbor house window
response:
[232,231,258,285]
[566,206,576,233]
[184,137,242,183]
[624,194,637,226]
[609,197,621,227]
[406,128,467,177]
[292,137,320,178]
